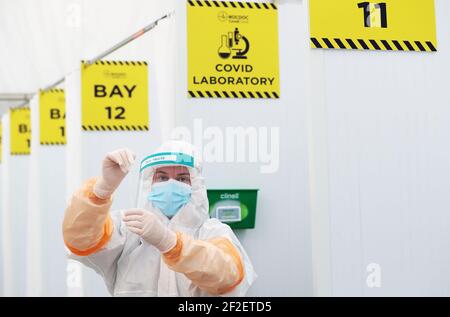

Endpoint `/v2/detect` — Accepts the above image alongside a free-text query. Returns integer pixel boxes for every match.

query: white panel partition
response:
[307,0,450,296]
[0,112,29,296]
[0,115,8,296]
[0,118,4,296]
[26,95,67,296]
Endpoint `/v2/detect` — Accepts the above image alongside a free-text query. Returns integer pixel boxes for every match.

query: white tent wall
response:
[308,1,450,296]
[0,113,30,296]
[171,0,312,296]
[0,163,4,296]
[0,121,4,296]
[0,0,169,93]
[0,176,1,297]
[0,115,9,296]
[64,3,176,296]
[26,96,42,296]
[27,95,67,296]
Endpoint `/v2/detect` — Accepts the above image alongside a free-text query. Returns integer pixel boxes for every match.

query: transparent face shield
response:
[135,152,195,214]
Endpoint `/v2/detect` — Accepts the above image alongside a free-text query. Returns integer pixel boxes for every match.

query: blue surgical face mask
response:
[147,179,192,218]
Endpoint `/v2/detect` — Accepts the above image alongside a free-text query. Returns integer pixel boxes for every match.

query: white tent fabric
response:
[0,116,8,296]
[0,113,30,296]
[26,96,42,296]
[0,125,3,296]
[0,0,176,114]
[26,95,67,296]
[306,1,450,296]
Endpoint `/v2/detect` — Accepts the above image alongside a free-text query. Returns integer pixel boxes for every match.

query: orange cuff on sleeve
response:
[65,214,114,256]
[163,233,245,295]
[84,177,111,204]
[163,232,183,265]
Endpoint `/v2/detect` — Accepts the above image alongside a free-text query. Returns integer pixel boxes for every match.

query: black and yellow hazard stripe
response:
[188,90,279,99]
[40,141,66,146]
[310,38,437,52]
[11,151,30,155]
[10,106,30,112]
[81,60,148,66]
[187,0,277,9]
[41,88,64,94]
[82,125,149,131]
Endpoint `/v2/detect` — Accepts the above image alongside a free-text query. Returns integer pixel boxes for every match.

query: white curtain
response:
[26,95,67,296]
[0,113,30,296]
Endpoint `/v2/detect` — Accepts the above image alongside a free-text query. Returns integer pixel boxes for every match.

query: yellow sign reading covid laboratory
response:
[310,0,437,52]
[39,89,66,145]
[187,0,280,99]
[10,107,31,155]
[81,60,149,131]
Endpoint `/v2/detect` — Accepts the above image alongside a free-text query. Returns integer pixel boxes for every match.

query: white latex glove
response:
[93,148,136,199]
[123,209,177,253]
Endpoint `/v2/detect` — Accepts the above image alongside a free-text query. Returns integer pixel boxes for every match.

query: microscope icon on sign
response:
[218,28,250,59]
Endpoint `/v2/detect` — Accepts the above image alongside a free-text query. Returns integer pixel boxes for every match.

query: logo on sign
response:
[220,193,240,200]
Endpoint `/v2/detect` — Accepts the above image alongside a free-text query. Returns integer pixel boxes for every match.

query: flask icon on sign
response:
[218,35,232,59]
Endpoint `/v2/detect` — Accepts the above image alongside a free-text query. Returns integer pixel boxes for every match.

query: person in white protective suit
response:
[62,140,256,296]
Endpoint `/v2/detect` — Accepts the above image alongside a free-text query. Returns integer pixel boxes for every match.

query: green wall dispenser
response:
[207,189,258,229]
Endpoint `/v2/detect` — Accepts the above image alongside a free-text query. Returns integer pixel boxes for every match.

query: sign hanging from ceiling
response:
[309,0,437,52]
[81,60,149,131]
[39,89,66,145]
[187,0,280,99]
[10,107,31,155]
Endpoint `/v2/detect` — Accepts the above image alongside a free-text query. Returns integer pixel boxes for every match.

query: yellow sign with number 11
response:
[310,0,437,52]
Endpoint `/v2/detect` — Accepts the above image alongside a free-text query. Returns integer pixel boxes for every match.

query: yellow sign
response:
[310,0,437,52]
[187,0,280,99]
[10,107,31,155]
[39,89,66,145]
[81,60,149,131]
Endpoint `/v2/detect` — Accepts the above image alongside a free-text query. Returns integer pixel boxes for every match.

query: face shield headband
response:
[140,152,195,173]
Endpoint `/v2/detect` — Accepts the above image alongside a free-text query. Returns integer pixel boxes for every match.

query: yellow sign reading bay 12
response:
[310,0,437,52]
[81,60,149,131]
[10,107,31,155]
[187,0,280,99]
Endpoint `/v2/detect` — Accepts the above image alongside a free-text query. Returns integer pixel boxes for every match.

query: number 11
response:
[358,2,388,28]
